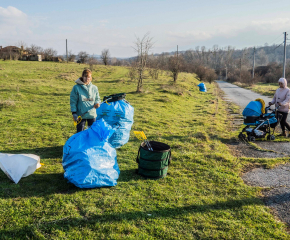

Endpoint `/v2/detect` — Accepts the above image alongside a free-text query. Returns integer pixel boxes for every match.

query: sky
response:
[1,0,290,58]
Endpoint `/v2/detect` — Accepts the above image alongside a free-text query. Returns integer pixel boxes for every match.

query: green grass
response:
[235,82,277,96]
[0,60,289,239]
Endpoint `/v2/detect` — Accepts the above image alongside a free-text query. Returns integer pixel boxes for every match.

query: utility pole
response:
[252,47,255,79]
[240,58,242,81]
[177,45,179,73]
[283,32,287,78]
[66,39,68,63]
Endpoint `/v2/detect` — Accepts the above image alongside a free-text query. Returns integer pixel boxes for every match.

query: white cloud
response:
[167,30,212,41]
[0,6,30,37]
[1,6,289,57]
[0,6,27,26]
[163,17,289,50]
[251,18,290,30]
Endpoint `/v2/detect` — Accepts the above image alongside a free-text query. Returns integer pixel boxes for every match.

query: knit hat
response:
[278,78,287,88]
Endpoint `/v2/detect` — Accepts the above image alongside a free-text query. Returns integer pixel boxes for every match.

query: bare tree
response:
[43,48,57,61]
[78,51,89,63]
[16,41,27,58]
[133,33,154,92]
[168,55,183,82]
[205,68,217,84]
[101,49,110,65]
[256,49,269,66]
[67,50,76,62]
[27,44,43,55]
[87,56,99,71]
[194,65,207,81]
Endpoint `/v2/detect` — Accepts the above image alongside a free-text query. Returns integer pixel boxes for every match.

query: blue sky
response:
[1,0,290,57]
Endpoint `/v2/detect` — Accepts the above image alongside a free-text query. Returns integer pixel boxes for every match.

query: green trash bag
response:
[136,141,171,179]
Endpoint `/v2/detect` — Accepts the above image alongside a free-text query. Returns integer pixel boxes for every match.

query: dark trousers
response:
[77,118,96,133]
[278,111,290,132]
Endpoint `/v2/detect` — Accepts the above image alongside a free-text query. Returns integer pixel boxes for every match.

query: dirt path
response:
[216,80,290,155]
[217,80,290,228]
[216,80,273,108]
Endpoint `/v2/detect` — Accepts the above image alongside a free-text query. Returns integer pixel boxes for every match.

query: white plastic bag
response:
[0,153,41,184]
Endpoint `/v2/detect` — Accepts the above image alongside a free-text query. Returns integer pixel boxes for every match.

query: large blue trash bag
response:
[96,100,134,148]
[62,119,120,188]
[197,83,207,92]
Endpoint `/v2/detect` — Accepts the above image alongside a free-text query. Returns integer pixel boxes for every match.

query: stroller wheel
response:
[248,136,255,142]
[267,135,275,141]
[238,132,247,141]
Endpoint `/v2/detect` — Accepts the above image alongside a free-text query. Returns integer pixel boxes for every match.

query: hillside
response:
[0,61,289,239]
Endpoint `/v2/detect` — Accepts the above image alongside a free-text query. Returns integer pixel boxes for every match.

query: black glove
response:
[72,114,78,121]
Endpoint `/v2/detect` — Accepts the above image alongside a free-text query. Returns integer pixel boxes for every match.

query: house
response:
[28,55,42,61]
[0,46,19,53]
[0,46,28,60]
[0,46,28,55]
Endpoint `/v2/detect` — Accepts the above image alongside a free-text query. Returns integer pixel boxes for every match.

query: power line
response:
[273,42,284,51]
[267,33,284,46]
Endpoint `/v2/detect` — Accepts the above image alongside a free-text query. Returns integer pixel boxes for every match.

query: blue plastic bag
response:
[197,83,207,92]
[97,100,134,148]
[62,119,120,188]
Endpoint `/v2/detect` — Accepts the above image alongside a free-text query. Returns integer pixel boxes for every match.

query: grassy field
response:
[235,82,277,96]
[0,60,289,239]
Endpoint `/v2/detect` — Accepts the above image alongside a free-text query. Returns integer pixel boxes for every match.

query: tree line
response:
[3,38,290,90]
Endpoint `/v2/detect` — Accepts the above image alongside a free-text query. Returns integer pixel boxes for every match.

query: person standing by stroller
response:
[269,78,290,136]
[70,69,101,133]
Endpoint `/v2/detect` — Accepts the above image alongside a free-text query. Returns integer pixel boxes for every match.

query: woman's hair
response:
[82,69,92,77]
[80,69,92,82]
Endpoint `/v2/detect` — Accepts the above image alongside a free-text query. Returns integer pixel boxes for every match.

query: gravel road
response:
[217,80,290,227]
[216,81,273,108]
[242,165,290,226]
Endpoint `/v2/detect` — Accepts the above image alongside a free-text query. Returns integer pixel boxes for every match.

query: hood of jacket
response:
[278,78,287,88]
[75,78,85,85]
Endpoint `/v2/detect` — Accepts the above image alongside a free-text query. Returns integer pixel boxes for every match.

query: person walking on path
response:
[70,69,101,133]
[269,78,290,137]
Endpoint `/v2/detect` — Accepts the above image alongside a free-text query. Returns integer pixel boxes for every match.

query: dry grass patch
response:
[0,99,16,109]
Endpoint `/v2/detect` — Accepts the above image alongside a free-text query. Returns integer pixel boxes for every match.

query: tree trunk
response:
[136,69,143,92]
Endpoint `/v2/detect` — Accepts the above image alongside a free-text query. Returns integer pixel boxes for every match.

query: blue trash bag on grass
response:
[97,100,134,148]
[62,119,120,188]
[197,83,207,92]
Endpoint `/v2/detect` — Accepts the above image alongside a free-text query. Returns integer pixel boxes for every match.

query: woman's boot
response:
[279,131,287,137]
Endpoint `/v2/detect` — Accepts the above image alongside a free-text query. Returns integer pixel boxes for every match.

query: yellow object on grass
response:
[255,98,265,114]
[134,131,153,151]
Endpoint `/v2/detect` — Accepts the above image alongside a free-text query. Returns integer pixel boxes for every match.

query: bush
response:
[194,65,207,81]
[205,68,217,84]
[194,65,217,83]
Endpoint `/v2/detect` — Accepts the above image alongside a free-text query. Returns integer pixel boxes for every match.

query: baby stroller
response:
[239,99,282,142]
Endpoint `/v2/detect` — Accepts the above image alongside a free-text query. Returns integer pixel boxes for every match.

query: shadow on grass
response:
[1,146,63,159]
[97,79,125,84]
[0,197,264,238]
[118,169,141,182]
[0,169,143,199]
[0,172,81,199]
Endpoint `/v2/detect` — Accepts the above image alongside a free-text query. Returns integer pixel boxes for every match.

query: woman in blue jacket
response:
[70,69,101,132]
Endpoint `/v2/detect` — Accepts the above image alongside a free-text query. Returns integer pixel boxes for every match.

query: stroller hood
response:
[242,101,263,117]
